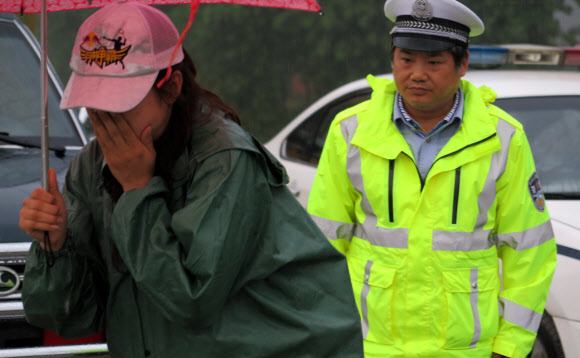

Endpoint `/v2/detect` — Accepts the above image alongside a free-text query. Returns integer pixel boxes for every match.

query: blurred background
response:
[18,0,580,142]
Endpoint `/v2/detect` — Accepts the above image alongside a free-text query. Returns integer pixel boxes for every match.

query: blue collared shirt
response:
[393,88,464,180]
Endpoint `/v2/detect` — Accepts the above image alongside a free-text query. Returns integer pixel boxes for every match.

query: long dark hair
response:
[153,50,241,180]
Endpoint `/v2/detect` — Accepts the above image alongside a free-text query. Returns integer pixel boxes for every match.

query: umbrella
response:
[0,0,322,191]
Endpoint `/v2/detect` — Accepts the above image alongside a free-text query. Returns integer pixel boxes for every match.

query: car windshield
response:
[494,96,580,198]
[0,20,80,146]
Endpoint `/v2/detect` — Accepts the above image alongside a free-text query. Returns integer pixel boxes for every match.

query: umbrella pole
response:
[40,0,55,266]
[40,0,48,191]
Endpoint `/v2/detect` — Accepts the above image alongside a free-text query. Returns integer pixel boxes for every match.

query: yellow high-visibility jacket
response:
[308,75,557,358]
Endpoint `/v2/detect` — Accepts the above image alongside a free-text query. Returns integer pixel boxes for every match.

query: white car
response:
[265,46,580,358]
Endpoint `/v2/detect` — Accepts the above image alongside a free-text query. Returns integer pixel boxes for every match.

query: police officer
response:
[307,0,557,357]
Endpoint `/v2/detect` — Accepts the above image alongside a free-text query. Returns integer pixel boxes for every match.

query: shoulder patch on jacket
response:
[528,172,546,212]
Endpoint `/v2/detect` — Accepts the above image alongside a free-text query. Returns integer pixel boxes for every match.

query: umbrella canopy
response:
[0,0,322,14]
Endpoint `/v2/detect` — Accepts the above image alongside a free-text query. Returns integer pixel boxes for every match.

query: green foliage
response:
[36,0,580,141]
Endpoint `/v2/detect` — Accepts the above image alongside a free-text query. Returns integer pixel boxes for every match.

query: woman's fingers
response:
[87,108,156,191]
[101,112,132,147]
[19,169,68,250]
[89,110,112,152]
[90,110,144,157]
[28,188,59,210]
[21,194,60,220]
[110,112,138,144]
[19,200,61,241]
[20,217,60,233]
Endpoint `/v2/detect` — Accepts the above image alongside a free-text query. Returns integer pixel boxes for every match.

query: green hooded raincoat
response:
[22,114,363,357]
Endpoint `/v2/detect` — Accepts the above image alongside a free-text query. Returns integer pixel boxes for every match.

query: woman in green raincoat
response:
[18,3,363,357]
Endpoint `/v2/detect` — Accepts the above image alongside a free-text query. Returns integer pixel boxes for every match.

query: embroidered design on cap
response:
[528,172,545,212]
[412,0,433,21]
[79,30,131,70]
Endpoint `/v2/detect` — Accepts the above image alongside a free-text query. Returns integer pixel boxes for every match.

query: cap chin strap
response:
[157,0,200,88]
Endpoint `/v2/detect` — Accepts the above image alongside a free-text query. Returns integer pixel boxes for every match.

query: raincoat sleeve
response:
[23,159,106,338]
[110,148,272,329]
[307,111,360,255]
[492,125,557,358]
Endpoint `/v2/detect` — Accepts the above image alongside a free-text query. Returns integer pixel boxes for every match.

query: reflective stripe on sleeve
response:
[361,260,374,339]
[474,119,515,232]
[310,214,355,242]
[499,297,542,333]
[495,220,554,251]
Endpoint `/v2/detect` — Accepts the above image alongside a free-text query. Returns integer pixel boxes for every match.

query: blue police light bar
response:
[468,45,509,66]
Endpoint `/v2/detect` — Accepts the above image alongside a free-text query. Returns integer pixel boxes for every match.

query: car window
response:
[0,18,84,190]
[0,20,81,146]
[285,89,372,165]
[494,96,580,197]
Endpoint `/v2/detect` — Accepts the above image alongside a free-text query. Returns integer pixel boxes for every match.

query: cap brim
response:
[59,71,158,113]
[393,35,460,52]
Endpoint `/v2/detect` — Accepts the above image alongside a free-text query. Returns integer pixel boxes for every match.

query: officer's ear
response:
[460,50,470,77]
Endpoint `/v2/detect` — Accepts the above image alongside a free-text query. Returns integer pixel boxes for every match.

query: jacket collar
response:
[351,75,409,160]
[351,75,500,163]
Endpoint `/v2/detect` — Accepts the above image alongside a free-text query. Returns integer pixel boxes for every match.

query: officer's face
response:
[392,48,468,116]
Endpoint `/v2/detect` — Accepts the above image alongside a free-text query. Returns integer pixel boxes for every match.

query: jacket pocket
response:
[348,256,396,345]
[442,265,500,349]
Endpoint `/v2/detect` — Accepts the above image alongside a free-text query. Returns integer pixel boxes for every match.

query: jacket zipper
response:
[389,159,395,223]
[452,167,461,224]
[420,133,497,191]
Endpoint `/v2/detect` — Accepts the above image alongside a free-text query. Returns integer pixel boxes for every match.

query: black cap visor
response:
[393,34,466,52]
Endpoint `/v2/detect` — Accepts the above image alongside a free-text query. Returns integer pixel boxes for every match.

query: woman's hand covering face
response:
[89,109,156,192]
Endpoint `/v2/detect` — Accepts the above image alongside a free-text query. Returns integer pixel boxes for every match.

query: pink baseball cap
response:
[60,1,184,113]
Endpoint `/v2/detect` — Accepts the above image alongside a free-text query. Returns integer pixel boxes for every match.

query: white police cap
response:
[384,0,484,51]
